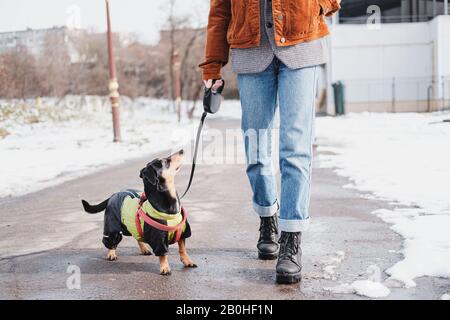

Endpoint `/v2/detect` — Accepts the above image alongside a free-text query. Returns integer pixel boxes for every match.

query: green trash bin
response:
[332,81,346,116]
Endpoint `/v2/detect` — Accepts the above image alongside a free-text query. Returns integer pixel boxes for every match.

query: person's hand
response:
[204,79,224,93]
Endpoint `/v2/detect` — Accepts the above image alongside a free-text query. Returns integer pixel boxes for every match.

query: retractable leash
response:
[180,79,225,199]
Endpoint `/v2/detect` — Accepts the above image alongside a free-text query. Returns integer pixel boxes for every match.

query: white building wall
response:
[327,15,450,114]
[431,16,450,97]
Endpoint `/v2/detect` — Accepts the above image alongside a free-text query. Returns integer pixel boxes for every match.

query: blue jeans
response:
[238,58,319,232]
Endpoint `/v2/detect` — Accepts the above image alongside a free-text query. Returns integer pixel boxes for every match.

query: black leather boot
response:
[257,215,279,260]
[276,231,302,284]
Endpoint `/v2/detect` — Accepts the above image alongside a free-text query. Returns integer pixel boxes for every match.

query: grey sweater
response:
[231,0,328,74]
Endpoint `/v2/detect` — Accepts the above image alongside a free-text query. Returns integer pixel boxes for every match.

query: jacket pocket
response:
[227,0,253,44]
[286,0,315,36]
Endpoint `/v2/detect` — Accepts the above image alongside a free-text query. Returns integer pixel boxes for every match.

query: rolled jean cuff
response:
[253,200,279,217]
[279,218,311,232]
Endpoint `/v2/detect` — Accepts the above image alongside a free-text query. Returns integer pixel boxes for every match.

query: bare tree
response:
[38,34,71,97]
[0,46,42,99]
[70,32,110,96]
[0,2,239,102]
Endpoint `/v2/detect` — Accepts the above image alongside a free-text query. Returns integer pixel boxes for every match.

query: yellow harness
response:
[121,194,186,243]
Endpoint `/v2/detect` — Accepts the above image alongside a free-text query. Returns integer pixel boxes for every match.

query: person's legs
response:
[277,64,318,232]
[275,63,319,284]
[238,60,280,260]
[238,60,279,217]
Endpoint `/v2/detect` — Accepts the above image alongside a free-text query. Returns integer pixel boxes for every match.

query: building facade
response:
[324,1,450,114]
[0,27,82,63]
[339,0,449,23]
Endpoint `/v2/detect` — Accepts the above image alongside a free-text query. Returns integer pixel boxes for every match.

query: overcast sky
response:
[0,0,209,44]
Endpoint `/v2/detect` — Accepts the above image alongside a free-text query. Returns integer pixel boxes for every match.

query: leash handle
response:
[203,79,225,114]
[180,111,208,199]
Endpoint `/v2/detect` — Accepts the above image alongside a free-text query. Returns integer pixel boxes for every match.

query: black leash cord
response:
[180,111,208,199]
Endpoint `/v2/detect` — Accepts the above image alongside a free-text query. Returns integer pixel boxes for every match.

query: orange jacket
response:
[199,0,341,80]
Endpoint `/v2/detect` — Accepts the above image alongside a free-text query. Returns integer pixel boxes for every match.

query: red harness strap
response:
[135,193,187,244]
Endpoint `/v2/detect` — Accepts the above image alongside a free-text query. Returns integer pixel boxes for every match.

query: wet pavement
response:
[0,118,448,300]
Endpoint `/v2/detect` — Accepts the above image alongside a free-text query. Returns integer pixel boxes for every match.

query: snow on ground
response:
[322,251,346,280]
[316,112,450,288]
[325,264,391,299]
[216,100,242,119]
[0,96,196,198]
[326,280,391,299]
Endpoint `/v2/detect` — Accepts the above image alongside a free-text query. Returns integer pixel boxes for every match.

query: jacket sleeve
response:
[319,0,341,17]
[198,0,231,81]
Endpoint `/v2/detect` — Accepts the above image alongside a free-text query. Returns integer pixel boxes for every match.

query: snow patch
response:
[325,265,391,298]
[316,112,450,287]
[318,251,346,280]
[326,280,391,299]
[372,208,450,288]
[0,97,196,198]
[216,100,242,120]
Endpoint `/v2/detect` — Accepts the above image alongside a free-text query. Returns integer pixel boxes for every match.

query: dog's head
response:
[140,150,185,197]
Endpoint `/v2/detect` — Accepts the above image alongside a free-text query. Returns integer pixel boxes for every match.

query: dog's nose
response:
[179,149,184,155]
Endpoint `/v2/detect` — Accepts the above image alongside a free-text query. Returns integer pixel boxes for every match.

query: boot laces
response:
[279,232,299,260]
[259,216,278,239]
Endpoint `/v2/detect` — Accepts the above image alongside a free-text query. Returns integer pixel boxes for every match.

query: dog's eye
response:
[150,161,162,170]
[165,159,171,168]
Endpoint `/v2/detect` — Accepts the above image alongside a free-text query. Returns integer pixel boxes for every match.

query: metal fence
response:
[443,76,450,109]
[340,14,436,24]
[340,76,450,112]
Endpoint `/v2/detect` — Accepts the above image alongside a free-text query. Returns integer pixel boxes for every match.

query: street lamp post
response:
[106,0,122,142]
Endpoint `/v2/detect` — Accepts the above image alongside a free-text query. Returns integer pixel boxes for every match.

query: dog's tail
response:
[81,198,110,214]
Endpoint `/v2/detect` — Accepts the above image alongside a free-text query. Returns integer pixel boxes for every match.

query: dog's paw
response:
[184,262,198,268]
[137,241,152,256]
[106,250,118,261]
[159,255,171,275]
[139,247,152,256]
[181,257,198,268]
[160,267,172,276]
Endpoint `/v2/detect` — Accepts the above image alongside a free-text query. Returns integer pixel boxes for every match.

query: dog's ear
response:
[140,167,157,185]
